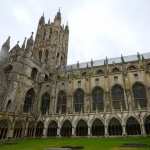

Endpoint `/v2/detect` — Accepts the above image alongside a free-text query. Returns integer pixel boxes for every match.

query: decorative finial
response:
[48,18,50,24]
[121,54,125,63]
[137,52,141,61]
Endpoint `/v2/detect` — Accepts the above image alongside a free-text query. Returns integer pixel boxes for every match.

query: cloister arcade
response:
[0,115,150,139]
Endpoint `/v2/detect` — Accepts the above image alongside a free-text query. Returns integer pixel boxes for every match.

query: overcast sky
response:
[0,0,150,64]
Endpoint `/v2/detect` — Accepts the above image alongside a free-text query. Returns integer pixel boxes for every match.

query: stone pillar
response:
[7,128,13,138]
[141,124,146,136]
[88,126,91,137]
[105,125,108,137]
[122,125,126,136]
[57,127,60,137]
[72,127,75,136]
[42,128,47,138]
[24,127,28,137]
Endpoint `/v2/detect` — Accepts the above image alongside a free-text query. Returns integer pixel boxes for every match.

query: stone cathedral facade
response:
[0,11,150,139]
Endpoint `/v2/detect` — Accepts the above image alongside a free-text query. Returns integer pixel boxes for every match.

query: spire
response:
[26,32,34,50]
[137,52,141,61]
[11,41,20,51]
[48,18,50,24]
[39,12,45,25]
[54,8,61,25]
[22,37,27,49]
[91,59,93,67]
[1,36,10,51]
[121,54,125,63]
[65,22,69,32]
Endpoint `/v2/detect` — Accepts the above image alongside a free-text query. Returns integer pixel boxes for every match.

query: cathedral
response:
[0,10,150,139]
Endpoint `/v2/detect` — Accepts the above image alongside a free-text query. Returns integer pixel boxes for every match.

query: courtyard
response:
[0,137,150,150]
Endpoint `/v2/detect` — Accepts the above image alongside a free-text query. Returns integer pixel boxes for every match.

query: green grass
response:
[0,137,150,150]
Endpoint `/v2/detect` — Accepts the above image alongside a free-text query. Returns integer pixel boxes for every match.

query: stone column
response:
[7,128,13,138]
[88,126,91,137]
[141,124,146,136]
[122,125,126,136]
[42,128,47,138]
[57,127,60,137]
[72,127,75,136]
[105,125,108,137]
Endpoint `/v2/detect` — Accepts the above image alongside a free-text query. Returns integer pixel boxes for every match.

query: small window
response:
[127,65,137,71]
[96,69,104,75]
[112,67,120,73]
[44,74,49,81]
[114,76,118,81]
[78,80,81,87]
[45,50,49,62]
[82,72,86,76]
[57,53,59,58]
[39,51,42,61]
[31,68,38,80]
[4,65,13,74]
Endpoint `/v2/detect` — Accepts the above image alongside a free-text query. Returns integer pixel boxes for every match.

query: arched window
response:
[31,68,38,80]
[13,121,23,138]
[44,74,49,81]
[144,116,150,135]
[23,88,35,113]
[74,88,84,113]
[91,119,104,136]
[45,49,49,62]
[112,67,120,73]
[27,122,35,137]
[96,69,104,75]
[39,51,42,61]
[56,90,67,114]
[35,121,44,137]
[40,93,50,115]
[127,65,137,71]
[108,118,122,136]
[92,86,104,112]
[132,82,147,109]
[0,120,9,139]
[60,120,72,137]
[47,121,57,137]
[6,100,12,112]
[111,84,126,110]
[76,120,88,136]
[126,117,141,135]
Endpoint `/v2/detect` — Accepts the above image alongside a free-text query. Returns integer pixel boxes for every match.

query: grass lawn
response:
[0,137,150,150]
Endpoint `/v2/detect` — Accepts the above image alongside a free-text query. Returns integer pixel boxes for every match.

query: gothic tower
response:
[33,10,69,72]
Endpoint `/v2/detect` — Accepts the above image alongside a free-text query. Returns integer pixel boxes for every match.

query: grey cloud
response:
[0,0,150,64]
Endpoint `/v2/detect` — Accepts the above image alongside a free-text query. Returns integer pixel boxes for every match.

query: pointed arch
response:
[74,88,84,113]
[144,115,150,135]
[31,68,38,80]
[6,100,12,112]
[47,121,58,137]
[23,88,35,113]
[13,120,24,138]
[132,82,147,109]
[40,92,50,115]
[35,121,44,137]
[56,90,67,114]
[108,118,122,136]
[111,84,126,110]
[27,121,35,137]
[0,119,9,139]
[60,120,72,137]
[126,117,141,135]
[112,67,120,73]
[92,86,104,112]
[76,119,88,136]
[91,119,104,136]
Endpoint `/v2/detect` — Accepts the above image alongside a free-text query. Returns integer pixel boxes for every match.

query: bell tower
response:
[33,10,69,71]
